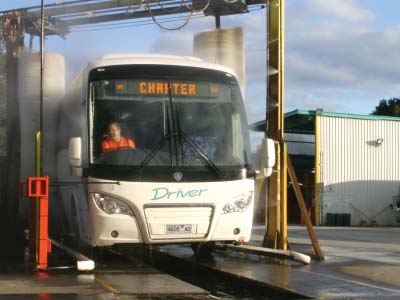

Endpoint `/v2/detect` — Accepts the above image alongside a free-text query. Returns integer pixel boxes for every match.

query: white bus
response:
[56,54,274,250]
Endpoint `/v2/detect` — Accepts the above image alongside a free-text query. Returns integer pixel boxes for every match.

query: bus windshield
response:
[89,65,252,181]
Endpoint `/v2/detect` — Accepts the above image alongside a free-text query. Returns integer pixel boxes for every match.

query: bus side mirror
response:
[69,137,82,168]
[259,138,276,178]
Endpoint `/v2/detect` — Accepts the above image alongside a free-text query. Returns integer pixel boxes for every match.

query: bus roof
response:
[89,53,238,78]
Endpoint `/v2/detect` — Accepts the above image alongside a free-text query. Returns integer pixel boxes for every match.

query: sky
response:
[2,0,400,147]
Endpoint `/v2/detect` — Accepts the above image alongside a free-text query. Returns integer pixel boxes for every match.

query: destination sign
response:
[113,80,220,98]
[139,82,197,96]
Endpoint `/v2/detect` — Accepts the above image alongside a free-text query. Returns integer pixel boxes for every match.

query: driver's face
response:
[108,123,121,141]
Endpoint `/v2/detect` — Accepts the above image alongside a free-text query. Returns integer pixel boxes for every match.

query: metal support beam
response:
[0,12,24,259]
[287,155,324,260]
[1,0,267,38]
[263,0,285,249]
[279,142,287,250]
[215,13,221,29]
[25,0,144,17]
[39,0,45,177]
[63,6,191,26]
[314,111,321,226]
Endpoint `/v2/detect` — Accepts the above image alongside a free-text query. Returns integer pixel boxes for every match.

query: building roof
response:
[286,109,400,121]
[250,109,400,133]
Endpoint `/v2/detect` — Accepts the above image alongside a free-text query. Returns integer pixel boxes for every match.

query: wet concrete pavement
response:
[249,225,400,299]
[0,226,399,299]
[0,253,208,300]
[253,225,400,268]
[155,225,400,299]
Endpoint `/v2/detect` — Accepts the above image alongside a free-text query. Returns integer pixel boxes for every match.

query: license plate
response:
[166,224,192,234]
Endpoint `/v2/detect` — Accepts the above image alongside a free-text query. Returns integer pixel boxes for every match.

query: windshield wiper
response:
[139,80,182,173]
[168,81,180,168]
[175,107,224,179]
[138,103,174,172]
[140,81,224,179]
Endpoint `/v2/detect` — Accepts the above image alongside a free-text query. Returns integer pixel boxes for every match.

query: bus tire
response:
[191,242,215,257]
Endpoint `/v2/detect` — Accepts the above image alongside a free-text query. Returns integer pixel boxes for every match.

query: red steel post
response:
[27,176,50,270]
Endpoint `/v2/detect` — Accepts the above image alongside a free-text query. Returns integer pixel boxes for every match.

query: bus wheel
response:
[191,242,215,258]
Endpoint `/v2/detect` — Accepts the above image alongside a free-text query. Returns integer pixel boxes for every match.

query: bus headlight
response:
[94,193,134,216]
[222,192,253,214]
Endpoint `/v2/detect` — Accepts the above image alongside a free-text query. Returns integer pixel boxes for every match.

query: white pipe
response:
[49,238,95,271]
[222,244,311,265]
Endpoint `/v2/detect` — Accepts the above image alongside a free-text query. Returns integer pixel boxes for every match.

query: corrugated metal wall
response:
[319,116,400,225]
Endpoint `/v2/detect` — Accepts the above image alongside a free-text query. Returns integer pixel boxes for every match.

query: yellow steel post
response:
[279,0,286,248]
[35,131,41,267]
[280,142,287,250]
[36,131,41,177]
[264,0,285,249]
[314,113,321,226]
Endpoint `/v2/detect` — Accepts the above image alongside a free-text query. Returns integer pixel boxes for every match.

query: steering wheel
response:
[97,147,137,165]
[96,147,171,166]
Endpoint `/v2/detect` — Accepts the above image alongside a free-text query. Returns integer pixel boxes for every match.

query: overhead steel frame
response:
[1,0,288,256]
[0,0,265,260]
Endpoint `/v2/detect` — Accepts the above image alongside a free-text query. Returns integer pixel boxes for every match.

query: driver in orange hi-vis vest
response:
[101,121,136,153]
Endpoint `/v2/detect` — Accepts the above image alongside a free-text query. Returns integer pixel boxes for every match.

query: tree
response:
[371,98,400,117]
